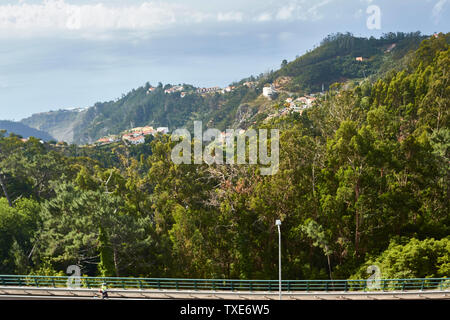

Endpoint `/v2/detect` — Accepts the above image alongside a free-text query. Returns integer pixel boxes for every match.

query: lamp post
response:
[275,219,282,300]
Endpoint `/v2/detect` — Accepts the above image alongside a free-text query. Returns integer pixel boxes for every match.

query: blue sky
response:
[0,0,448,121]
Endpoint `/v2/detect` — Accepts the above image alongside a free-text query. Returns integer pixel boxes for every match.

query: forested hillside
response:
[21,83,260,144]
[268,32,427,93]
[21,32,426,145]
[1,33,448,279]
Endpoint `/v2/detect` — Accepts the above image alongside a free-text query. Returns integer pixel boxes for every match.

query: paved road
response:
[0,286,449,300]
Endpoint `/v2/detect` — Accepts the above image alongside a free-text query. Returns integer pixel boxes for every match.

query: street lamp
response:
[275,219,282,300]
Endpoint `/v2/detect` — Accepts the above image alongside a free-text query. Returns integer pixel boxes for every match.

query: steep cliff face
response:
[21,109,88,144]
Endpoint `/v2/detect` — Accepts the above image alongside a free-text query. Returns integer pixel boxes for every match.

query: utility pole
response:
[276,219,282,300]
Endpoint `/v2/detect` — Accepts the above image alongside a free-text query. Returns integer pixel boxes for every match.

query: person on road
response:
[100,282,108,299]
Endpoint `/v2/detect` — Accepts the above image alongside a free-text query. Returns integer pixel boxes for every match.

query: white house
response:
[165,85,184,94]
[156,127,169,134]
[295,96,316,108]
[131,136,145,145]
[263,85,277,99]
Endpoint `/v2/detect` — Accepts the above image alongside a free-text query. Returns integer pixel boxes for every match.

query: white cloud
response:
[0,0,208,37]
[276,5,295,20]
[0,0,343,38]
[432,0,447,23]
[307,0,333,21]
[217,11,244,22]
[255,12,272,22]
[257,1,334,23]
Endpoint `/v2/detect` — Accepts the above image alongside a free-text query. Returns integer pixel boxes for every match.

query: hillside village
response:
[148,82,257,97]
[39,35,414,145]
[92,81,319,146]
[34,83,319,147]
[92,95,318,147]
[95,126,169,146]
[91,73,325,147]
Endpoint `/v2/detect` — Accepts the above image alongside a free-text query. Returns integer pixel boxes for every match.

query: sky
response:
[0,0,448,121]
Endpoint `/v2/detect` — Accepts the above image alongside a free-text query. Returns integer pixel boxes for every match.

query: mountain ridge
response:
[0,120,55,141]
[20,32,429,144]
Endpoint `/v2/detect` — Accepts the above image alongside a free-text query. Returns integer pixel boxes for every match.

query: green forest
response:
[0,33,449,280]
